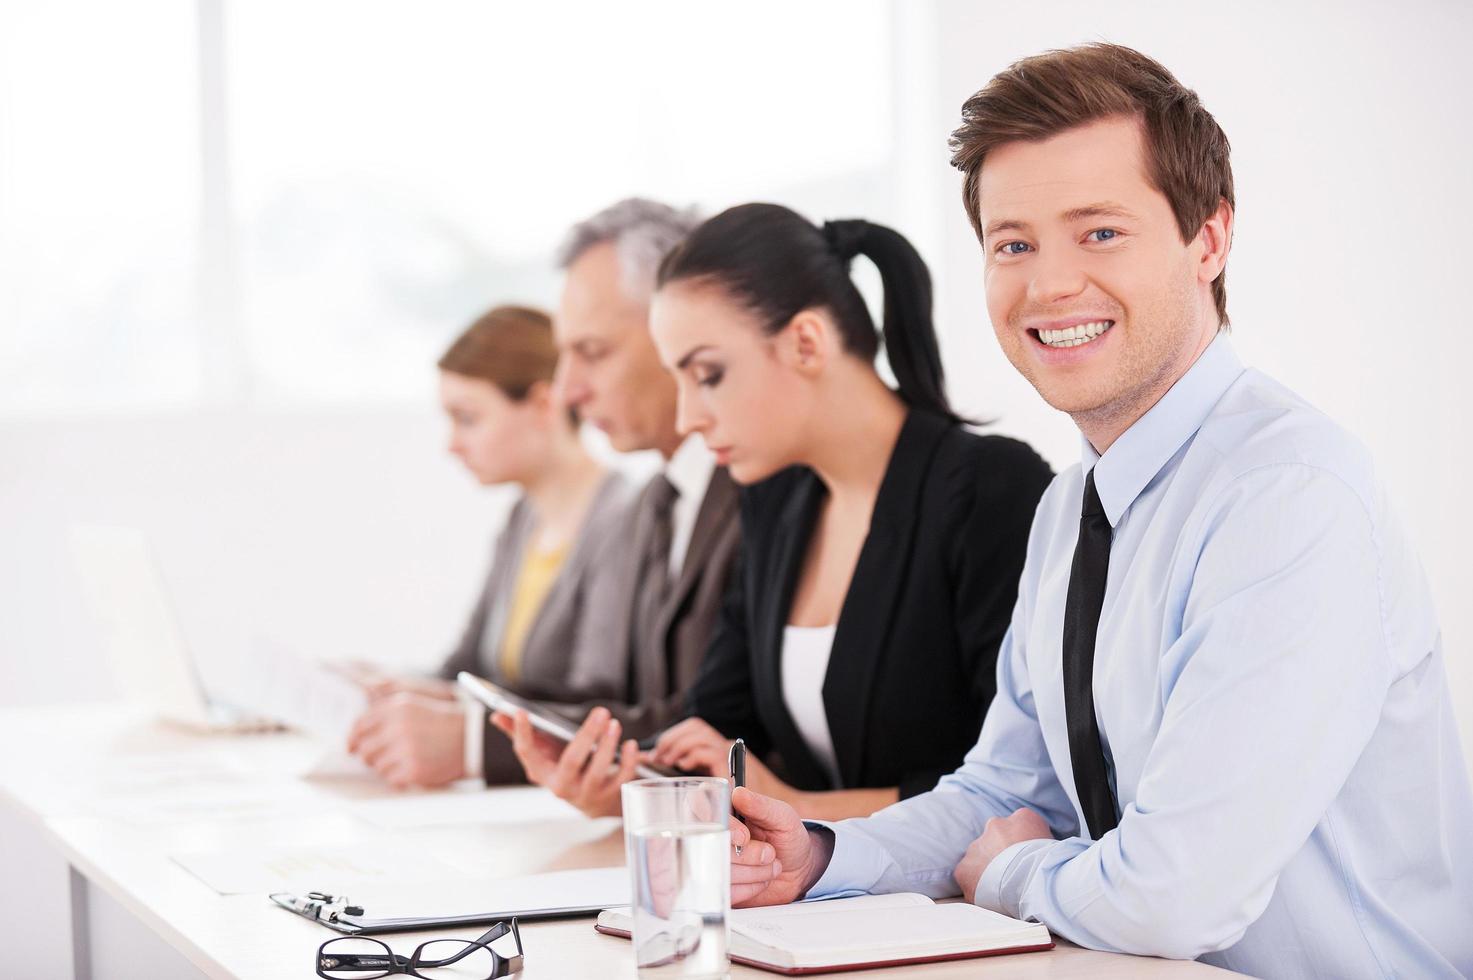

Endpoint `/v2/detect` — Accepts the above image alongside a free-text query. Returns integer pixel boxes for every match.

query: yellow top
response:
[498,542,570,682]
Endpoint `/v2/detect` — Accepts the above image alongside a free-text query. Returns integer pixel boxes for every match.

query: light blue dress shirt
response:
[808,336,1473,978]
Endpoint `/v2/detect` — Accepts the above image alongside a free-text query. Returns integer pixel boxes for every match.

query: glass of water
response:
[621,777,732,980]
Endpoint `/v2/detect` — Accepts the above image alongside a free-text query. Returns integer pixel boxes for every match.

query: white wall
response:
[0,408,511,706]
[10,5,1467,971]
[911,0,1473,765]
[1,0,1469,760]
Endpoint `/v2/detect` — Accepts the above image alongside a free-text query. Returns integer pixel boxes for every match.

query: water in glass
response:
[628,822,730,979]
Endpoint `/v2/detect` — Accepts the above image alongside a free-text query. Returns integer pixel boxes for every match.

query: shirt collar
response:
[664,434,716,505]
[1082,333,1245,526]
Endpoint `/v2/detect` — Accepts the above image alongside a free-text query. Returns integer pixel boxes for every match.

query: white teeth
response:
[1037,320,1113,348]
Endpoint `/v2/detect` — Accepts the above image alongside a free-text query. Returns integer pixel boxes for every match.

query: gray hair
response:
[556,198,702,300]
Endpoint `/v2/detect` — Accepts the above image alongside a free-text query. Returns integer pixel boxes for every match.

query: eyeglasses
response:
[315,918,524,979]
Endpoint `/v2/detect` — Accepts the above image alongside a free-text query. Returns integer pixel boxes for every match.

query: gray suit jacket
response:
[591,465,742,740]
[438,471,637,782]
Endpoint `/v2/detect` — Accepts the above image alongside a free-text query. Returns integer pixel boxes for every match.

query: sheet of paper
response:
[233,635,368,746]
[83,750,325,826]
[302,749,373,779]
[348,867,631,919]
[351,785,586,831]
[91,777,322,827]
[172,838,465,895]
[603,892,933,931]
[750,892,933,919]
[737,902,1046,960]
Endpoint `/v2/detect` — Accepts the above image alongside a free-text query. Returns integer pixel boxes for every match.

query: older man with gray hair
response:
[490,198,741,815]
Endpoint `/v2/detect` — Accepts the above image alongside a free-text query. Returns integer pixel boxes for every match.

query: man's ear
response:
[1196,197,1234,288]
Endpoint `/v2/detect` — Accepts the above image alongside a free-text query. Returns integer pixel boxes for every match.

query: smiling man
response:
[723,43,1473,977]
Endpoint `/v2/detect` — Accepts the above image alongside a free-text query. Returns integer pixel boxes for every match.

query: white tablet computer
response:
[457,672,677,780]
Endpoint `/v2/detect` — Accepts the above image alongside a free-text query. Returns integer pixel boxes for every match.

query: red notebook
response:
[595,893,1053,976]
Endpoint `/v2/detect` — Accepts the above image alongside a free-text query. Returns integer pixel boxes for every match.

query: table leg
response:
[69,865,92,980]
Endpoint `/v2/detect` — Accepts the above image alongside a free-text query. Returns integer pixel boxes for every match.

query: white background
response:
[4,2,1471,974]
[2,1,1470,783]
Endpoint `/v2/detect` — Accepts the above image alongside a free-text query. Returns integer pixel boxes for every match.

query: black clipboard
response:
[270,889,614,935]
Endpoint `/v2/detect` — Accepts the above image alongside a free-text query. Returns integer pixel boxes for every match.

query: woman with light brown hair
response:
[346,304,635,788]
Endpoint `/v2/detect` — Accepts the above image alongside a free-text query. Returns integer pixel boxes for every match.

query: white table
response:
[0,705,1239,979]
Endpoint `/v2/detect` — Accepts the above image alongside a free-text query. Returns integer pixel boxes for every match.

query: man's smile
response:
[1030,318,1115,349]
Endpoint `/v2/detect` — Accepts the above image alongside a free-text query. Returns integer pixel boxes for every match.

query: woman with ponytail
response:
[529,204,1052,821]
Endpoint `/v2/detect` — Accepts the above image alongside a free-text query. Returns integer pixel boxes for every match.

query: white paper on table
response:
[351,785,586,831]
[91,776,322,827]
[232,635,368,746]
[303,749,373,779]
[343,867,631,919]
[84,748,325,826]
[172,838,465,895]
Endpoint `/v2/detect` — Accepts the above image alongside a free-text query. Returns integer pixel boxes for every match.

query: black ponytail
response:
[819,218,956,424]
[656,203,961,423]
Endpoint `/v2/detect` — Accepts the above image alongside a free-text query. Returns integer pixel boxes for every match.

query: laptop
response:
[68,525,281,732]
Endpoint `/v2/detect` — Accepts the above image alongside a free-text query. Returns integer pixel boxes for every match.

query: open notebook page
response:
[599,894,1050,972]
[734,901,1050,969]
[598,892,932,932]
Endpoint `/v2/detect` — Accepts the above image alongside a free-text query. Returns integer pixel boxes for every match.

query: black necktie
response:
[631,475,679,666]
[1062,469,1119,840]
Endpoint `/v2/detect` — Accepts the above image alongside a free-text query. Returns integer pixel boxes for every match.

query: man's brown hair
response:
[438,304,558,400]
[949,42,1235,325]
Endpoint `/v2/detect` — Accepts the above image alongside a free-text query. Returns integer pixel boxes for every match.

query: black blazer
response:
[688,410,1053,799]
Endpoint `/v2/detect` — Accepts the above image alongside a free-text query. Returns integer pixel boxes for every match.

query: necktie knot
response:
[651,474,680,516]
[1081,469,1106,522]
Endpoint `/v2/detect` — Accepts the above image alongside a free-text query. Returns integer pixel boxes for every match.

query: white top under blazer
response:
[780,623,841,788]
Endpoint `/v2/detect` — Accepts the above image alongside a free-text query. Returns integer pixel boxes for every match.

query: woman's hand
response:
[347,692,466,788]
[651,718,788,798]
[650,717,728,772]
[368,676,457,703]
[334,661,456,703]
[490,707,639,817]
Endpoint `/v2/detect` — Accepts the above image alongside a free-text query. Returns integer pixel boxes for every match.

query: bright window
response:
[1,0,895,412]
[0,2,201,413]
